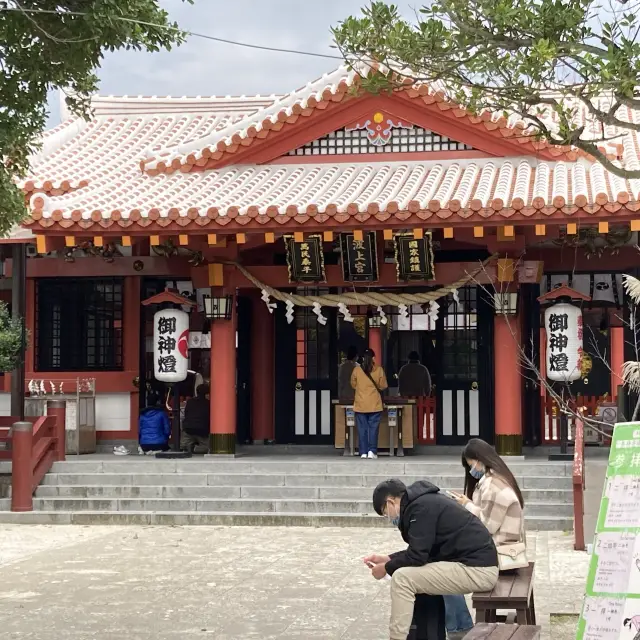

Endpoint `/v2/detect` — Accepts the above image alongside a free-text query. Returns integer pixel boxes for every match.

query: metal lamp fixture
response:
[203,294,233,320]
[368,313,383,328]
[493,291,518,316]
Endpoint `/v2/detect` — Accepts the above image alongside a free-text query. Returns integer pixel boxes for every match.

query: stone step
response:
[0,509,574,531]
[34,484,572,502]
[49,459,574,477]
[40,473,571,491]
[21,496,574,517]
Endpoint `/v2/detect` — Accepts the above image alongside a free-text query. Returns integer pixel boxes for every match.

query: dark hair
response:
[408,351,420,362]
[196,384,209,398]
[362,348,375,375]
[346,346,358,361]
[624,619,631,628]
[372,478,406,515]
[147,391,160,408]
[462,438,524,507]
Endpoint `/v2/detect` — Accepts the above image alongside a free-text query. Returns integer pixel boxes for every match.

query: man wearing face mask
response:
[365,479,499,640]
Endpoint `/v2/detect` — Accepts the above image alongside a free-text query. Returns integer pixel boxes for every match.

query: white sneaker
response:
[368,451,378,459]
[113,445,130,456]
[137,445,144,456]
[361,454,367,459]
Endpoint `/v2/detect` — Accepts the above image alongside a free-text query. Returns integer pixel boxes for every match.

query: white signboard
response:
[544,302,583,382]
[153,309,189,382]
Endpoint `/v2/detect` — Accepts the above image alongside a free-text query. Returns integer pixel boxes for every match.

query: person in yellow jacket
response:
[351,348,388,459]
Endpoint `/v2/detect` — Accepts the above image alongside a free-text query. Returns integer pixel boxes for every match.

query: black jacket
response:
[183,396,210,437]
[398,362,432,397]
[386,480,498,576]
[338,360,357,403]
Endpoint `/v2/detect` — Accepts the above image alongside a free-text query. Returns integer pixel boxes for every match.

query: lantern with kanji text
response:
[538,285,591,384]
[153,308,190,383]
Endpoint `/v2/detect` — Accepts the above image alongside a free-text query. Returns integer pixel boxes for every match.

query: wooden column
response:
[251,295,274,442]
[494,315,523,455]
[610,326,625,399]
[209,293,237,454]
[10,244,26,419]
[368,327,383,365]
[123,277,141,437]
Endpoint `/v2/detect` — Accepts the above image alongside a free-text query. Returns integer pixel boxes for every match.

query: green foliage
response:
[0,302,26,372]
[333,0,640,178]
[0,1,192,236]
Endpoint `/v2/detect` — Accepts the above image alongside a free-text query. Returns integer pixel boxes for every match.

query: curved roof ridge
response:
[141,64,358,170]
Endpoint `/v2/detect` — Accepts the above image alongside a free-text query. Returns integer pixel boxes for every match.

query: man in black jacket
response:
[181,384,210,453]
[365,479,499,640]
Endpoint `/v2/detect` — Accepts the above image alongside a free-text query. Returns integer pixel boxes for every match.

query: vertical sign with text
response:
[285,234,326,283]
[394,233,435,282]
[340,232,378,282]
[577,423,640,640]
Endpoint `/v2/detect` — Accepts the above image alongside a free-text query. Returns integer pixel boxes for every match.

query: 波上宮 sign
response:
[340,232,378,282]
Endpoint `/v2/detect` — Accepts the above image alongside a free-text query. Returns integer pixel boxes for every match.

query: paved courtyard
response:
[0,525,589,639]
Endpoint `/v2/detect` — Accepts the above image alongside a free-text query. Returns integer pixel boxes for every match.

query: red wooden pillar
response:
[11,421,33,512]
[368,326,383,366]
[47,400,66,462]
[610,326,625,399]
[251,296,274,442]
[209,293,237,454]
[494,315,523,455]
[123,276,141,437]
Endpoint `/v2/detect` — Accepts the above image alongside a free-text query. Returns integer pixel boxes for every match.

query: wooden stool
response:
[472,563,536,626]
[463,623,541,639]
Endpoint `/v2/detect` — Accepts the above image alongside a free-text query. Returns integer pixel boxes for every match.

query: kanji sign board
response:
[577,423,640,639]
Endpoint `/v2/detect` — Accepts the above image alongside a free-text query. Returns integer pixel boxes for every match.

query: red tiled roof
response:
[17,64,640,235]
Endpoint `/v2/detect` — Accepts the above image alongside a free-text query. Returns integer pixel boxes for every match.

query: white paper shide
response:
[153,309,189,382]
[544,302,583,382]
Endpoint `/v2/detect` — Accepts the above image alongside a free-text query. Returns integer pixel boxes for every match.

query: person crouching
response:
[181,384,210,453]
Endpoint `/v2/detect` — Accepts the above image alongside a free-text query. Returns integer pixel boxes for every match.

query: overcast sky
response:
[48,0,414,124]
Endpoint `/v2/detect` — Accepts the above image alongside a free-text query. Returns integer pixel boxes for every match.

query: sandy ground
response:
[0,525,588,639]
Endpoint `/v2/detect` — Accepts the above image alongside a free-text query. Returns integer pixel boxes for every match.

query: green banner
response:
[577,423,640,640]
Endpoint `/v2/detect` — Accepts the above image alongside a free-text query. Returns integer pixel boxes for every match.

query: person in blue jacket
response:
[138,392,171,454]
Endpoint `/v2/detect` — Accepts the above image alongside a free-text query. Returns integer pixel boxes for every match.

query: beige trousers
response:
[389,562,498,640]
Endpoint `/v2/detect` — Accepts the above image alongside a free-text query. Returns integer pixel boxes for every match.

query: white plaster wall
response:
[0,391,130,431]
[0,392,11,416]
[95,393,131,432]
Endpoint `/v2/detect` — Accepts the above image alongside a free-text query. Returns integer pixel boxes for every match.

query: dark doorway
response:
[435,286,494,445]
[520,283,541,447]
[274,300,338,444]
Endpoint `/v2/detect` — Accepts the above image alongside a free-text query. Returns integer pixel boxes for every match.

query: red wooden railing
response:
[540,395,612,445]
[572,412,586,551]
[416,396,437,444]
[0,401,66,512]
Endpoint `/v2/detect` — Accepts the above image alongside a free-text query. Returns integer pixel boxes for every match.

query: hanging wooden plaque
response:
[284,234,326,283]
[340,232,379,282]
[394,232,435,281]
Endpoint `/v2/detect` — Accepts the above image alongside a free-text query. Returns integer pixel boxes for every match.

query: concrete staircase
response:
[0,456,575,529]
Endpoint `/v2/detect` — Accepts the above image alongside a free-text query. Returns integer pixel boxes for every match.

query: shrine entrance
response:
[274,290,338,444]
[385,286,495,446]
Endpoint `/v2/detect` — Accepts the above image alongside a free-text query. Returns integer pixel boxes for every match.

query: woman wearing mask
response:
[350,348,388,459]
[444,438,526,640]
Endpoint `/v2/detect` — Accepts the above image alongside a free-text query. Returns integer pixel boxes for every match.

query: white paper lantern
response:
[153,309,190,382]
[544,302,583,382]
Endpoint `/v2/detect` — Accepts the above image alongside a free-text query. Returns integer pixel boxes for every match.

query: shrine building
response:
[0,63,637,455]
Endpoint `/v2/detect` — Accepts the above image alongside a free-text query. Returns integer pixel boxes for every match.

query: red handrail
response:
[572,413,586,551]
[10,401,66,512]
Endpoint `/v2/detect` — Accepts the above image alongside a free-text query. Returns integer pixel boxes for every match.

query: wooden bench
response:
[463,623,541,639]
[472,563,536,625]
